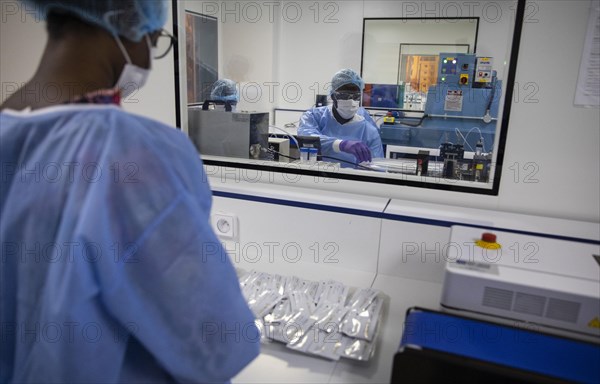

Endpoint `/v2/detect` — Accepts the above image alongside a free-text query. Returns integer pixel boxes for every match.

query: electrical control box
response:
[441,226,600,338]
[438,53,476,86]
[380,51,500,169]
[474,57,494,86]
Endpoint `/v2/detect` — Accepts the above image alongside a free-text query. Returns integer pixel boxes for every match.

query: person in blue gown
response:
[210,79,240,111]
[0,1,259,383]
[298,69,384,168]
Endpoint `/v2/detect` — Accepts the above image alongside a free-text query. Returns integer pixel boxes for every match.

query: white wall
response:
[362,19,479,84]
[1,0,599,224]
[497,0,599,221]
[0,1,45,102]
[0,0,176,126]
[275,1,365,109]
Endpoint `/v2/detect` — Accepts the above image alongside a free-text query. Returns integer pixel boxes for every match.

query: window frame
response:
[171,0,526,196]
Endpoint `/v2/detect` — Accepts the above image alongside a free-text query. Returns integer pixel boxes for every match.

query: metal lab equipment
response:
[188,107,269,160]
[439,143,464,179]
[441,226,600,339]
[382,53,500,150]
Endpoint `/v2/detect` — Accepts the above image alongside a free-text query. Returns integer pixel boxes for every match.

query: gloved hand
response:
[339,140,372,163]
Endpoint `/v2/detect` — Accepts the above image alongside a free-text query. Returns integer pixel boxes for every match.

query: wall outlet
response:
[211,213,238,240]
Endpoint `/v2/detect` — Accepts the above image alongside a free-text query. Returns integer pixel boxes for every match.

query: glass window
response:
[185,11,218,104]
[174,0,525,195]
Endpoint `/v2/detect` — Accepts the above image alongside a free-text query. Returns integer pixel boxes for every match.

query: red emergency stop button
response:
[481,233,497,243]
[476,232,501,249]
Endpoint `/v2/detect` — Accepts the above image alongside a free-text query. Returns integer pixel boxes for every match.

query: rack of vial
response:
[299,147,319,164]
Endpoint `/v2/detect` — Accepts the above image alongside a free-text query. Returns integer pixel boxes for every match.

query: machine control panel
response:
[439,53,476,86]
[474,57,494,85]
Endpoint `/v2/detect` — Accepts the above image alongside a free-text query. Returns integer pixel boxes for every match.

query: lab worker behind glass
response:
[298,69,384,168]
[210,78,239,111]
[0,1,259,383]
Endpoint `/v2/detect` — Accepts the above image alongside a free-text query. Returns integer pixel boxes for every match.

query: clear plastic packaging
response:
[283,310,317,344]
[314,281,349,307]
[254,319,272,344]
[286,327,318,353]
[290,291,315,314]
[341,296,383,341]
[239,270,261,289]
[305,330,344,360]
[347,288,379,312]
[288,329,344,361]
[265,295,292,323]
[340,335,375,361]
[247,289,283,318]
[311,302,349,333]
[237,271,384,362]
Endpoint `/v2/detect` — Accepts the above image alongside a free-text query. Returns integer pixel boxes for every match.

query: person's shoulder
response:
[304,105,331,118]
[3,104,177,135]
[89,108,206,188]
[357,107,372,118]
[65,106,199,162]
[358,108,378,125]
[102,107,176,132]
[3,104,201,167]
[112,108,200,157]
[82,106,189,144]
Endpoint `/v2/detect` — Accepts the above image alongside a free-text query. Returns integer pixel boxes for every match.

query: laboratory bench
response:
[208,176,599,384]
[231,269,443,384]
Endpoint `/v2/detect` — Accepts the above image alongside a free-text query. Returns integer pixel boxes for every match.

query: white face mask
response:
[336,99,360,120]
[114,35,153,98]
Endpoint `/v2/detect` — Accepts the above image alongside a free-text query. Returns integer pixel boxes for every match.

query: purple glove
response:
[339,140,372,163]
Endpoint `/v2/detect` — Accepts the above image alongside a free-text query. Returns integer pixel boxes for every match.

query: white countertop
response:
[233,274,443,384]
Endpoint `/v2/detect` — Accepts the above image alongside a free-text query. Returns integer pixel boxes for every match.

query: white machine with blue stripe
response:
[441,226,600,338]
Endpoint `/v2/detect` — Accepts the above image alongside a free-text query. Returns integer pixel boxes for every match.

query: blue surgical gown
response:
[0,105,259,383]
[298,106,384,167]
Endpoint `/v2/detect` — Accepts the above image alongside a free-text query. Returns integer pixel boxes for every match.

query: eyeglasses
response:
[333,91,361,101]
[152,29,177,60]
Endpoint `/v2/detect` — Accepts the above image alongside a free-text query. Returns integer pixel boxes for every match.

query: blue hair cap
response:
[331,69,365,94]
[210,79,239,102]
[23,0,168,42]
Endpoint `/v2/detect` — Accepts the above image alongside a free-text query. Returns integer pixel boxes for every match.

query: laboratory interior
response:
[2,0,600,382]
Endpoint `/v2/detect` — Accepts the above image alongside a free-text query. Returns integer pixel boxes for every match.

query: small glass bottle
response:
[300,147,309,163]
[475,140,483,157]
[308,148,318,163]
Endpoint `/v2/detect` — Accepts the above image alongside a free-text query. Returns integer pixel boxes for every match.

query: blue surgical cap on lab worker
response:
[330,69,365,94]
[210,79,240,102]
[23,0,168,42]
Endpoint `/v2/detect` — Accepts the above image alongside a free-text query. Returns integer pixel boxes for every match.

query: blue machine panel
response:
[398,308,600,383]
[439,53,476,86]
[380,53,501,153]
[380,83,500,152]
